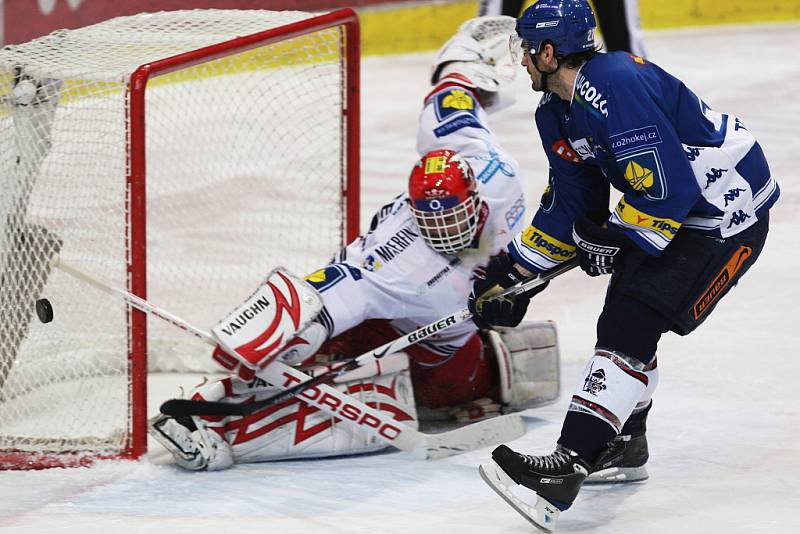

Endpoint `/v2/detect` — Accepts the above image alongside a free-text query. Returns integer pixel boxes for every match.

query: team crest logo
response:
[305,269,327,284]
[582,363,607,396]
[441,89,474,111]
[363,254,382,272]
[617,149,667,200]
[624,160,654,191]
[304,265,346,291]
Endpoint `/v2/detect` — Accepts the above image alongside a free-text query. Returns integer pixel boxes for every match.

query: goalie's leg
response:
[151,352,417,469]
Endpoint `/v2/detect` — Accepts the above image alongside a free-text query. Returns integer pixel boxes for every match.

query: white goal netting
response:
[0,9,358,466]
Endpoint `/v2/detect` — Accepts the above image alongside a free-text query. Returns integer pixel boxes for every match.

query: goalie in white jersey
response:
[151,16,560,470]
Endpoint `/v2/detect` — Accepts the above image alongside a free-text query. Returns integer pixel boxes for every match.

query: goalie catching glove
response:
[430,15,517,113]
[468,252,548,328]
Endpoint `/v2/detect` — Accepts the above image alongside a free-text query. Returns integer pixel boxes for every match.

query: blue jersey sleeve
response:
[509,94,608,272]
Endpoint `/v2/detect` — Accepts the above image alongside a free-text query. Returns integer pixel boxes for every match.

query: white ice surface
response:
[2,23,799,533]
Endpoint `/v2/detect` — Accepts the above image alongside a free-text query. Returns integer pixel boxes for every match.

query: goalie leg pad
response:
[487,321,561,411]
[178,353,418,465]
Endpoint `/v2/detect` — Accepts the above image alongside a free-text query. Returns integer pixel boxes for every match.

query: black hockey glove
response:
[468,252,549,329]
[572,216,631,276]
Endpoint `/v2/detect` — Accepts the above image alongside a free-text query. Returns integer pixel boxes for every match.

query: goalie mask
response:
[408,150,481,254]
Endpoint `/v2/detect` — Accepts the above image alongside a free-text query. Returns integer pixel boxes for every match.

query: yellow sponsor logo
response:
[305,269,327,283]
[624,160,654,191]
[441,89,474,110]
[615,197,681,240]
[521,226,576,260]
[425,155,448,174]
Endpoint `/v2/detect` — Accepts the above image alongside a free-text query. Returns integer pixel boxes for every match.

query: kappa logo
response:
[582,363,607,396]
[624,160,654,192]
[727,210,751,229]
[684,146,703,161]
[705,168,728,188]
[723,187,746,206]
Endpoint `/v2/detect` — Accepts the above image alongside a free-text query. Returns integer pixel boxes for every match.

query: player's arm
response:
[469,97,608,326]
[417,16,518,160]
[508,97,610,275]
[603,76,699,258]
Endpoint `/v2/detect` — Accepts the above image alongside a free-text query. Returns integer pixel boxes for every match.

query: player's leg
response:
[481,218,771,528]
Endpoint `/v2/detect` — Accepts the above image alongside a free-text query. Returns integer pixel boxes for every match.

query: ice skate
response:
[479,444,590,532]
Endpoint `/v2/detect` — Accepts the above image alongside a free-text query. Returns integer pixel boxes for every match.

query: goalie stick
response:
[50,257,538,459]
[161,258,578,417]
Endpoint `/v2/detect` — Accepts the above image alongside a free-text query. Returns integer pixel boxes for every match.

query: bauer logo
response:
[609,126,661,154]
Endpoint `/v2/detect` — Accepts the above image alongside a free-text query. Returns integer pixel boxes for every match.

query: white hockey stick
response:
[52,257,528,459]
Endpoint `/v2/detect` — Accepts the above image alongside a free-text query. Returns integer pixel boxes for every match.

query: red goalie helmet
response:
[408,149,481,254]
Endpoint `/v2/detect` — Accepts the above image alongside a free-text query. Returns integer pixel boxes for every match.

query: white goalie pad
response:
[155,352,417,468]
[487,321,561,411]
[211,267,323,372]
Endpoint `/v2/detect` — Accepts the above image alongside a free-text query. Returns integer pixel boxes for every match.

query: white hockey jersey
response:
[305,83,526,365]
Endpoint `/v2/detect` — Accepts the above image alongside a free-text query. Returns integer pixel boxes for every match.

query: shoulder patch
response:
[617,148,667,200]
[304,265,346,292]
[434,88,478,122]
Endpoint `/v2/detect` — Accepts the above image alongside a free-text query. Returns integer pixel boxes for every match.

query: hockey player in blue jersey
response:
[472,0,779,530]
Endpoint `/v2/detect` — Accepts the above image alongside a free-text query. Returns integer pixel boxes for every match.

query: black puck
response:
[35,298,54,324]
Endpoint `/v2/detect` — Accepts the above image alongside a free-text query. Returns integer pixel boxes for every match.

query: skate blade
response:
[585,465,649,484]
[479,461,560,532]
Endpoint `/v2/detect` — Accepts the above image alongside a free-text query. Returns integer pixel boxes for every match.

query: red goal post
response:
[0,9,360,469]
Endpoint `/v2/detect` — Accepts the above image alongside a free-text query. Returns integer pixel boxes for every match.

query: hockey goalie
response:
[150,16,561,470]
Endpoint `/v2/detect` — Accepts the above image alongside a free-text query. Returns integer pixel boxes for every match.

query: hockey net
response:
[0,9,360,469]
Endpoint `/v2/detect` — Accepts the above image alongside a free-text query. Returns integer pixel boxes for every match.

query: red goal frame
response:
[0,8,360,470]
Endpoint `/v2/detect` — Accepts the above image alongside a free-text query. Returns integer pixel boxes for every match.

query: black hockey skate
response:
[479,444,590,532]
[586,401,651,483]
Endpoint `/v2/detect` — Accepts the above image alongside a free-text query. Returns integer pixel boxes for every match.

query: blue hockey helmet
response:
[515,0,597,57]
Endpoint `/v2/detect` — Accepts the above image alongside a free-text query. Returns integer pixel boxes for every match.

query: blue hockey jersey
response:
[510,51,779,272]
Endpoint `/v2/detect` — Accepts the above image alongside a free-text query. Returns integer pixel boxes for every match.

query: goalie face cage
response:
[0,9,360,469]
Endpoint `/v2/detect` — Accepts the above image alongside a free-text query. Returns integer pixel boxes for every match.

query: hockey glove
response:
[572,216,631,276]
[468,252,548,328]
